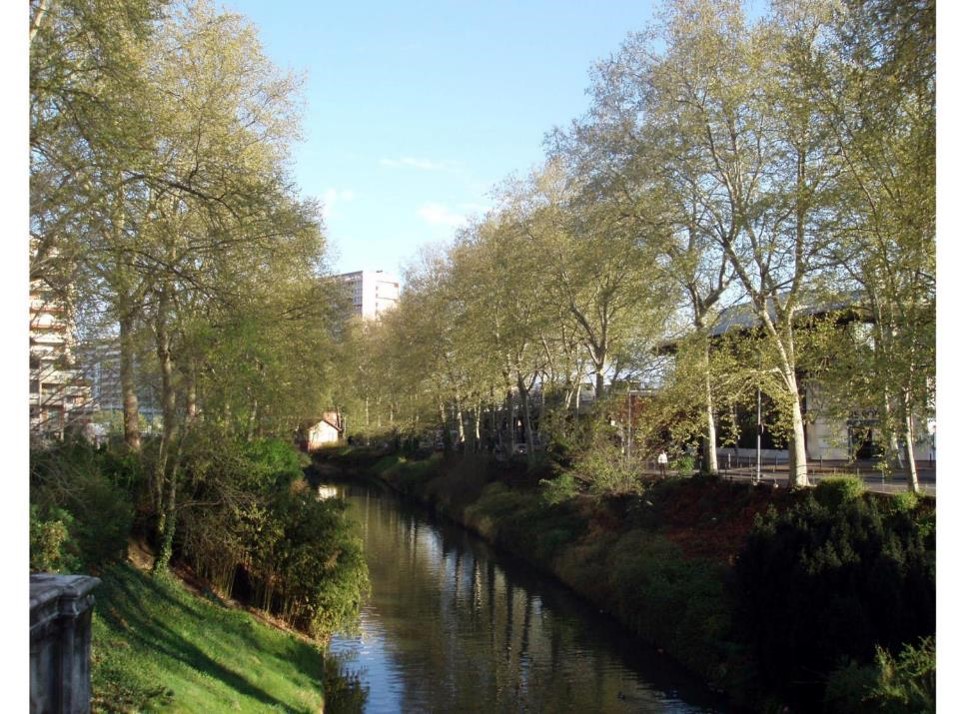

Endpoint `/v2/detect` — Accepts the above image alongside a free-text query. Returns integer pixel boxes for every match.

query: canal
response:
[323,480,725,713]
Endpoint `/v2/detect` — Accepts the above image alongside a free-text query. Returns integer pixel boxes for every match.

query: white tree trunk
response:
[787,381,809,487]
[902,392,920,494]
[704,344,719,475]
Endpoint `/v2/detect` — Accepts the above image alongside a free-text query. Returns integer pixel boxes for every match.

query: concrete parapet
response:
[30,574,101,714]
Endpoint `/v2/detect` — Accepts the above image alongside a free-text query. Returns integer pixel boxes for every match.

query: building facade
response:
[29,281,91,441]
[700,297,935,465]
[336,270,400,320]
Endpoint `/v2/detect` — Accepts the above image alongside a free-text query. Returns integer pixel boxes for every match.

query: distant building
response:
[336,270,400,320]
[299,412,343,450]
[76,340,161,422]
[29,277,91,441]
[663,295,934,464]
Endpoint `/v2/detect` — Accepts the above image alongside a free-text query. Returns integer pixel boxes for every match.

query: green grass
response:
[91,563,326,713]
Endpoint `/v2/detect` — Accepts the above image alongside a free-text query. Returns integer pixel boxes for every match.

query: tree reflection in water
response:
[326,482,723,713]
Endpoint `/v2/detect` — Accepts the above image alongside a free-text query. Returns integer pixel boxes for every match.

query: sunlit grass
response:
[91,563,325,713]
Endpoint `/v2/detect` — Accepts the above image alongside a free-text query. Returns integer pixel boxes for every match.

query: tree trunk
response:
[185,361,198,426]
[703,339,719,475]
[882,386,904,471]
[473,404,482,450]
[119,308,141,452]
[901,390,920,494]
[507,389,516,454]
[438,401,451,452]
[704,375,719,475]
[518,375,535,465]
[154,455,178,573]
[786,376,809,488]
[153,284,179,572]
[455,394,466,448]
[247,396,258,441]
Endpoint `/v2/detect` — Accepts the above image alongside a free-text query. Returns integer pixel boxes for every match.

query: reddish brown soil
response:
[656,479,798,564]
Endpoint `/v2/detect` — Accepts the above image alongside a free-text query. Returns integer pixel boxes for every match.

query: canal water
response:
[324,481,725,713]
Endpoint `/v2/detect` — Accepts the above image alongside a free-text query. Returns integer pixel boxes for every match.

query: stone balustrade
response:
[30,574,101,714]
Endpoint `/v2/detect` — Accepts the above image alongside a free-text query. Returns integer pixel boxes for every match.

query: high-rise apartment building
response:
[29,279,91,440]
[336,270,400,320]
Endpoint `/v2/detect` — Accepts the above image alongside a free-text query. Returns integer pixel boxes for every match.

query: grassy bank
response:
[318,447,935,712]
[91,562,330,713]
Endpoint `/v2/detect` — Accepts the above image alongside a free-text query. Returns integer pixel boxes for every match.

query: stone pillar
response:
[30,574,101,714]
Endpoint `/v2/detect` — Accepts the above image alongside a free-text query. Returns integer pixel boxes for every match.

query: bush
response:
[540,472,578,506]
[608,532,731,679]
[814,474,866,509]
[30,442,135,570]
[30,505,81,573]
[175,433,370,636]
[825,636,935,713]
[243,437,308,488]
[574,442,642,496]
[674,454,696,477]
[889,491,919,514]
[735,494,935,706]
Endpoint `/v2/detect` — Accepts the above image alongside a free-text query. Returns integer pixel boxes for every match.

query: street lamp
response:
[755,362,780,485]
[756,380,762,485]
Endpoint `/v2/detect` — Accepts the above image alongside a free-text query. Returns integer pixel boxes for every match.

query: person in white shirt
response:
[657,450,668,477]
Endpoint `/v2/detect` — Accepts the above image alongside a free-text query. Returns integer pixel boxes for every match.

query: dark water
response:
[325,481,725,713]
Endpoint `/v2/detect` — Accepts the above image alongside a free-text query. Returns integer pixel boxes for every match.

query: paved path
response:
[647,460,936,496]
[716,468,936,497]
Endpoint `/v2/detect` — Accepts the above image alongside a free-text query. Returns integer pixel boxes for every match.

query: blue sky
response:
[221,0,663,279]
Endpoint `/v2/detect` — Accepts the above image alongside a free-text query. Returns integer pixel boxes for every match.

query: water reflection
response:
[325,482,723,713]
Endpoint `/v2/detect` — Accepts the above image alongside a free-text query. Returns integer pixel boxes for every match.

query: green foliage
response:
[243,437,309,488]
[572,440,642,496]
[735,493,935,706]
[608,532,731,680]
[30,442,135,570]
[540,472,579,506]
[176,432,370,637]
[889,491,919,514]
[824,636,935,713]
[814,474,867,509]
[29,505,81,573]
[674,454,696,477]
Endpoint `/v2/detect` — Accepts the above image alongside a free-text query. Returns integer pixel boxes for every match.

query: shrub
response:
[539,472,578,506]
[608,531,731,679]
[574,442,642,496]
[889,491,919,514]
[814,474,866,509]
[30,505,81,573]
[735,494,935,706]
[674,454,696,477]
[243,437,308,488]
[824,636,935,713]
[30,442,135,569]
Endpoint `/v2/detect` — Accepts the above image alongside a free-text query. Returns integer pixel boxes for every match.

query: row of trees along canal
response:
[30,0,369,637]
[334,0,934,493]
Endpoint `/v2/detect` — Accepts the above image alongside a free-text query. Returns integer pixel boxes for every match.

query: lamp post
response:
[755,361,780,485]
[756,380,762,485]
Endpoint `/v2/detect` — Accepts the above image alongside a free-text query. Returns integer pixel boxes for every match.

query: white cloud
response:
[321,188,355,219]
[380,157,456,172]
[417,202,467,228]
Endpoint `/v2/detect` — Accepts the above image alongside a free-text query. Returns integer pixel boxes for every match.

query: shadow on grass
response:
[96,564,321,712]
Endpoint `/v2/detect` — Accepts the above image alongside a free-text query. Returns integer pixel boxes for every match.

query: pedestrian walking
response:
[657,450,668,478]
